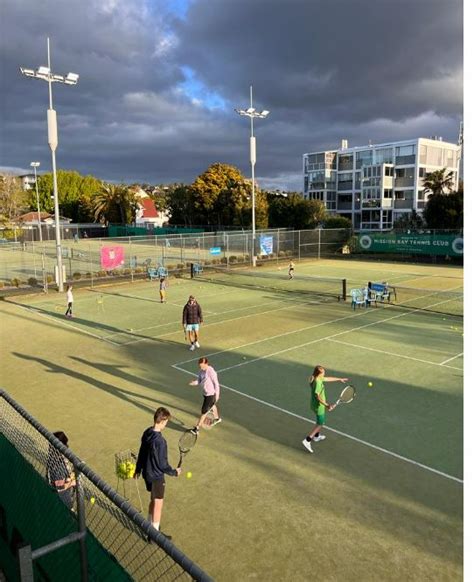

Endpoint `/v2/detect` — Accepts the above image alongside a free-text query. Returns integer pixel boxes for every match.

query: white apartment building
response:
[303,137,461,230]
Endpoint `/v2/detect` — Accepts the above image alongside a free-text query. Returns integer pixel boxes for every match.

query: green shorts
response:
[315,412,326,426]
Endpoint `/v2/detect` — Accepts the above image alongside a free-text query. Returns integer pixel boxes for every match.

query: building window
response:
[417,190,425,200]
[385,166,394,177]
[396,145,415,157]
[418,167,426,178]
[356,150,373,169]
[384,189,392,199]
[374,148,393,164]
[395,191,405,200]
[338,154,353,171]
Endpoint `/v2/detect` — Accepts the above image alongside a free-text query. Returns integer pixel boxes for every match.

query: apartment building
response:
[303,137,460,230]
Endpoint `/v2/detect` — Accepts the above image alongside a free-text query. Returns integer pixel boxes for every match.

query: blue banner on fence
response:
[260,235,273,256]
[209,247,221,255]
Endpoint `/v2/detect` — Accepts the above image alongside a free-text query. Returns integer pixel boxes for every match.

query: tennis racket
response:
[333,385,356,408]
[202,409,216,430]
[178,430,197,468]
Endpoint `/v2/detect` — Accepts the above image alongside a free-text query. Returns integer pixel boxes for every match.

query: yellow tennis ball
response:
[186,471,192,479]
[368,382,373,387]
[90,497,95,505]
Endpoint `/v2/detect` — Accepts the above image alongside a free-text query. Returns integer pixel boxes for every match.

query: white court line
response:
[173,305,370,365]
[440,352,463,366]
[120,296,329,346]
[214,296,458,374]
[327,338,463,371]
[173,292,450,365]
[15,304,120,346]
[104,296,305,339]
[171,363,463,484]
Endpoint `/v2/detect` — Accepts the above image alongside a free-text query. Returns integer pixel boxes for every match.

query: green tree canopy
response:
[422,168,455,196]
[392,210,425,230]
[92,183,138,225]
[267,192,326,229]
[322,215,353,229]
[32,170,102,222]
[423,191,463,230]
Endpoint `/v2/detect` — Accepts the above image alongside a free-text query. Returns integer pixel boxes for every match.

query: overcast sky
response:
[0,0,463,191]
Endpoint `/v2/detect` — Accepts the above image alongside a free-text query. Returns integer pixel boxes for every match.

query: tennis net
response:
[193,264,346,301]
[388,285,463,317]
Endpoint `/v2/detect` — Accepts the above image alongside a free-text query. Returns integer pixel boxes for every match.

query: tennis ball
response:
[186,471,192,479]
[368,382,373,387]
[90,497,95,505]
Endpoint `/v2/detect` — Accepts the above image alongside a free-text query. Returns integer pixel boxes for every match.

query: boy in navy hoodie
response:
[134,407,181,536]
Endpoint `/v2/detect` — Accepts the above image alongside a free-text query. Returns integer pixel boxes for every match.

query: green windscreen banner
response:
[358,233,463,256]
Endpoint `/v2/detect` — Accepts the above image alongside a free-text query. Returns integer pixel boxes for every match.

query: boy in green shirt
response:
[302,365,348,453]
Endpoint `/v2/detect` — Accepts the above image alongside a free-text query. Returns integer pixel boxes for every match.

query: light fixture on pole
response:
[20,38,79,292]
[235,86,269,267]
[30,162,47,292]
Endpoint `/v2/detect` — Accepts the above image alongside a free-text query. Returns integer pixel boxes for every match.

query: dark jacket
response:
[135,428,177,484]
[182,301,203,325]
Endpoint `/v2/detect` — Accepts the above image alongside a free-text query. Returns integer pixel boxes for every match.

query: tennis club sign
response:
[358,233,463,256]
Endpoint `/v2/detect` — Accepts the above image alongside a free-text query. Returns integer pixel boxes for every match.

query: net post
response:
[342,278,347,301]
[190,263,194,279]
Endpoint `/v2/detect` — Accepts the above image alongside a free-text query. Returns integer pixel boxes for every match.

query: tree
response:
[423,191,463,230]
[92,183,138,225]
[0,174,28,223]
[31,170,102,221]
[322,215,353,229]
[166,184,196,226]
[267,192,325,229]
[190,163,266,227]
[392,210,425,230]
[422,168,455,196]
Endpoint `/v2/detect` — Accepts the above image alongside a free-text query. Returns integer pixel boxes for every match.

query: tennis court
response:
[0,257,463,580]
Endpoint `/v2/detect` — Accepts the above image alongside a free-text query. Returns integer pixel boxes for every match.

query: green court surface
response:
[0,258,463,581]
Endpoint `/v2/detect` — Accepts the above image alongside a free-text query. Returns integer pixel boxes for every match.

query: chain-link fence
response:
[0,229,351,292]
[0,389,212,582]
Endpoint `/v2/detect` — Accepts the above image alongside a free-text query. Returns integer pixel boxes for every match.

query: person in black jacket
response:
[134,407,181,535]
[182,295,203,351]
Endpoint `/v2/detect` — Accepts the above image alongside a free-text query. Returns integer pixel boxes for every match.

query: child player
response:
[159,277,166,303]
[288,260,295,280]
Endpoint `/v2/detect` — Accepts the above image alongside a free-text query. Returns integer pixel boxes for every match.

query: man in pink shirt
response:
[189,357,221,434]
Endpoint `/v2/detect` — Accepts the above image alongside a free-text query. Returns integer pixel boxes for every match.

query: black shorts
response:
[201,395,216,414]
[145,480,165,499]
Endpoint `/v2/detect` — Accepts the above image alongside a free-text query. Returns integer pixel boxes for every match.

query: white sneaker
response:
[189,344,196,351]
[313,434,326,442]
[195,341,200,348]
[302,439,313,453]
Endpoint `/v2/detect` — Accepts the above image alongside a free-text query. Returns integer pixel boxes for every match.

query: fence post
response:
[129,238,134,283]
[318,228,321,260]
[298,231,301,261]
[89,243,94,289]
[74,471,89,582]
[18,544,34,581]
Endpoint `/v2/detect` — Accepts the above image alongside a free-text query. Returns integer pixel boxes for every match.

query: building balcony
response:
[362,199,382,209]
[337,201,353,210]
[395,155,416,165]
[337,182,353,191]
[394,177,414,188]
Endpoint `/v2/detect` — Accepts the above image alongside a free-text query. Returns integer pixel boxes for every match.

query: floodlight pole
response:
[31,162,48,292]
[20,37,79,292]
[249,87,257,268]
[235,86,269,267]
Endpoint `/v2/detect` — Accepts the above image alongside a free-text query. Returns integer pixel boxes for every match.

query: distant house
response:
[18,173,37,191]
[133,188,170,229]
[15,212,72,226]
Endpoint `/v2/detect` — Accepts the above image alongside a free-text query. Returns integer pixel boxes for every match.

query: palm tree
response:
[423,168,455,197]
[92,183,137,225]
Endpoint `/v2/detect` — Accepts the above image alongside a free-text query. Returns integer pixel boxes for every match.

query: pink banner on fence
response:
[100,246,125,270]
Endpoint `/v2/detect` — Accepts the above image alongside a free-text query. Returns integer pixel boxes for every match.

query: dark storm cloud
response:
[0,0,462,190]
